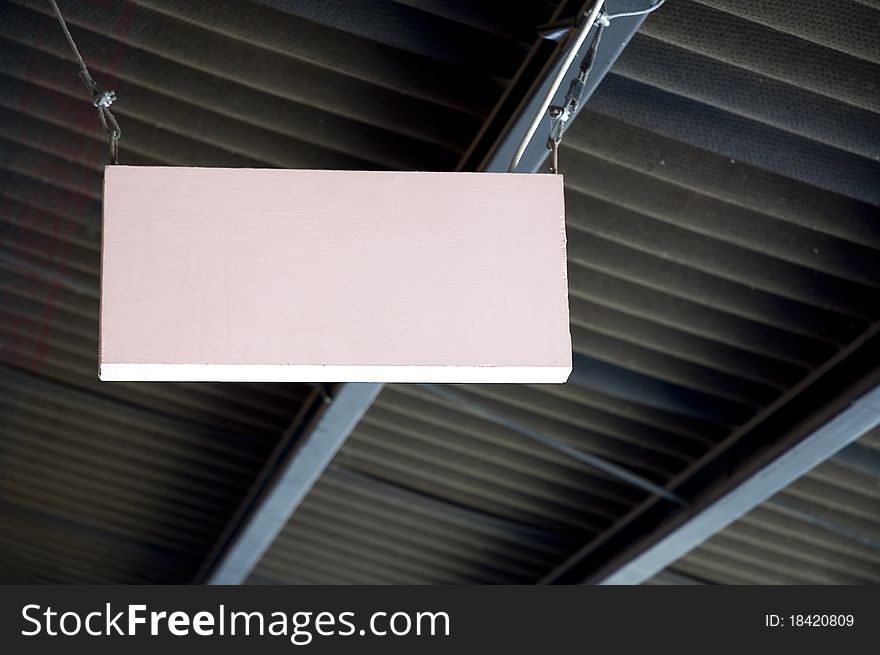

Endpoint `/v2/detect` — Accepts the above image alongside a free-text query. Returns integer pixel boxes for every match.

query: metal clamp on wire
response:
[91,88,121,163]
[48,0,123,165]
[93,89,117,109]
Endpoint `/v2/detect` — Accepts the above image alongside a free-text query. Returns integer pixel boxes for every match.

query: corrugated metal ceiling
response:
[1,0,879,584]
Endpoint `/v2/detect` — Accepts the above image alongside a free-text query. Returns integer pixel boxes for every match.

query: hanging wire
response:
[546,19,605,173]
[544,1,667,174]
[47,0,121,164]
[510,0,667,174]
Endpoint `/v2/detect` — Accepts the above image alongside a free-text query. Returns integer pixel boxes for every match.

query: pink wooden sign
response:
[100,167,571,383]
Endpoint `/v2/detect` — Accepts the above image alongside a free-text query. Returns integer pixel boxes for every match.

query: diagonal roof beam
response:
[543,326,880,584]
[198,383,382,584]
[597,386,880,584]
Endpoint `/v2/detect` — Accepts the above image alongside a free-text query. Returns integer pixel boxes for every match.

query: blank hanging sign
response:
[99,167,571,383]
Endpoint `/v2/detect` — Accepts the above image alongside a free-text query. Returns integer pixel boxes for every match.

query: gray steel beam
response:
[543,327,880,584]
[200,383,382,584]
[597,386,880,584]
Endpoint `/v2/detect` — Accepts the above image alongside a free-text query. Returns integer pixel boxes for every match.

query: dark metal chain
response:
[47,0,121,164]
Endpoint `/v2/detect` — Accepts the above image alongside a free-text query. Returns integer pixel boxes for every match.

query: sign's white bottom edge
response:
[99,363,573,384]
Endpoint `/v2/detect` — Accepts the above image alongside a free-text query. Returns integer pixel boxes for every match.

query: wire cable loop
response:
[47,0,121,164]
